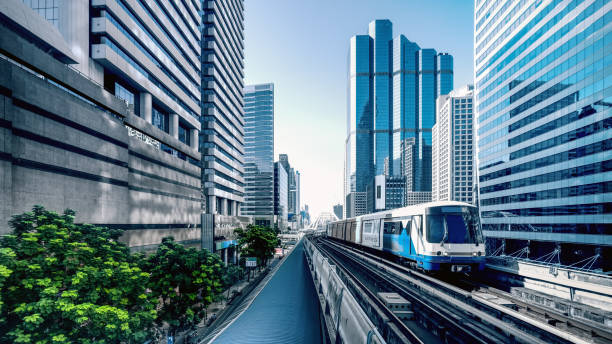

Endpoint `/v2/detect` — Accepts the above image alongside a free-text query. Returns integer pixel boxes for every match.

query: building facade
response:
[474,0,611,270]
[242,83,274,227]
[1,0,202,250]
[200,0,248,262]
[432,85,475,204]
[274,161,288,230]
[345,19,453,217]
[333,204,343,220]
[201,0,245,217]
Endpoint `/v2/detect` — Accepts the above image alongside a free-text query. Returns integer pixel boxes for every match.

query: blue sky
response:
[243,0,475,218]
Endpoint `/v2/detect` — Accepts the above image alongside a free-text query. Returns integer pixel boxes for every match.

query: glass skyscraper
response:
[345,19,453,217]
[474,0,611,270]
[201,0,245,217]
[242,83,275,227]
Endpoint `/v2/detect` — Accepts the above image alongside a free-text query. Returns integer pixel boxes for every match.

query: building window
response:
[23,0,59,28]
[152,107,169,133]
[178,123,190,145]
[377,185,381,199]
[115,82,134,105]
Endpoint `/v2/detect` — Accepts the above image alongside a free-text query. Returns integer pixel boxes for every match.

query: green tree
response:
[0,206,156,343]
[235,225,279,268]
[144,237,224,337]
[221,265,243,298]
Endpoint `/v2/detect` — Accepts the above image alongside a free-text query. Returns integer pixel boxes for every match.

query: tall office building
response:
[1,0,202,250]
[333,204,343,220]
[274,161,288,230]
[474,0,611,270]
[200,0,246,261]
[345,19,453,217]
[242,83,274,227]
[432,85,475,204]
[296,170,301,224]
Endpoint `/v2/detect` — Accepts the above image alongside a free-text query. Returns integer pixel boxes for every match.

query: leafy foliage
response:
[144,237,224,335]
[222,265,244,298]
[235,225,279,267]
[0,206,156,343]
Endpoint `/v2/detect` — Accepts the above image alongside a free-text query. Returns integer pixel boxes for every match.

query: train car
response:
[326,201,485,272]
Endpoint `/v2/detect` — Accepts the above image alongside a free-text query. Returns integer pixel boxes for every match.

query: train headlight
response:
[443,252,448,256]
[473,252,477,256]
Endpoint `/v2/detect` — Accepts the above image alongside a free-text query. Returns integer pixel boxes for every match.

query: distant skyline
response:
[243,0,474,218]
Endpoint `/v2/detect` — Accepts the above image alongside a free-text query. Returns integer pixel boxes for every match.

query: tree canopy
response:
[235,225,279,267]
[144,237,224,336]
[0,206,156,343]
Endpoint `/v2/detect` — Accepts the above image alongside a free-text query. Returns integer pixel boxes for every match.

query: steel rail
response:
[311,238,423,344]
[321,237,584,344]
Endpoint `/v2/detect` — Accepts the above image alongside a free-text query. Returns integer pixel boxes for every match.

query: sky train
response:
[326,201,486,272]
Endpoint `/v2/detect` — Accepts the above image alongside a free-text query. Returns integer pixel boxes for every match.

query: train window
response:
[383,221,402,234]
[364,221,372,234]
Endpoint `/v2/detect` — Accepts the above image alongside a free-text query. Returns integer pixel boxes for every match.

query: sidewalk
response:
[173,256,283,343]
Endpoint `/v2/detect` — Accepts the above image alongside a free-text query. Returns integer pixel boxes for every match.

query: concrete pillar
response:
[208,195,216,214]
[233,246,237,264]
[190,128,198,150]
[232,201,238,217]
[221,198,228,215]
[139,92,152,122]
[235,202,240,216]
[170,113,179,139]
[223,248,228,265]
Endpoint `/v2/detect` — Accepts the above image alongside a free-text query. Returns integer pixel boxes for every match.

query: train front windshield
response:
[426,206,483,244]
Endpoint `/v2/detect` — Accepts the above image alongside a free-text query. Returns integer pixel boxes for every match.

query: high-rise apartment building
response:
[345,19,453,217]
[200,0,247,261]
[242,83,274,227]
[1,0,202,250]
[474,0,611,269]
[433,85,475,204]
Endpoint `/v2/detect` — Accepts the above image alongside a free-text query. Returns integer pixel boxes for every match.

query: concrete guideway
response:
[486,257,612,310]
[314,236,596,344]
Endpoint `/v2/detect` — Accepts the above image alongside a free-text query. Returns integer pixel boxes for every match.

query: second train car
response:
[327,201,485,272]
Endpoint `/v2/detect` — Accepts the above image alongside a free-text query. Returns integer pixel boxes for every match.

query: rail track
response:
[311,236,605,344]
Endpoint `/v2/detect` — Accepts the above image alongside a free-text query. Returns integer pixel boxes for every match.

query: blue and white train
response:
[326,201,486,272]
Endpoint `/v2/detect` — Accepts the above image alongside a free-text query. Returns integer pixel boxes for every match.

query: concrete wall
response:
[0,24,201,251]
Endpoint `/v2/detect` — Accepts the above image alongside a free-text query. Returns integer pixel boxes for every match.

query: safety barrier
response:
[304,239,385,344]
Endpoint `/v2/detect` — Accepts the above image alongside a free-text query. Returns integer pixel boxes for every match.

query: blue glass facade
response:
[345,19,453,217]
[474,0,611,270]
[370,20,393,176]
[242,84,275,226]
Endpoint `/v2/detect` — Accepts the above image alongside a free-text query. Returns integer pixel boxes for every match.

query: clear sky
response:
[243,0,475,219]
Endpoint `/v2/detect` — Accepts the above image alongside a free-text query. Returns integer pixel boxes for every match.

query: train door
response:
[375,219,383,250]
[412,215,423,256]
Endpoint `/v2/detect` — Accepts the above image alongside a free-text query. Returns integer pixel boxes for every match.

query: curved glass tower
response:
[474,0,611,269]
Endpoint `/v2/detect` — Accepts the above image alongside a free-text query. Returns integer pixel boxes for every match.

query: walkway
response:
[209,241,323,344]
